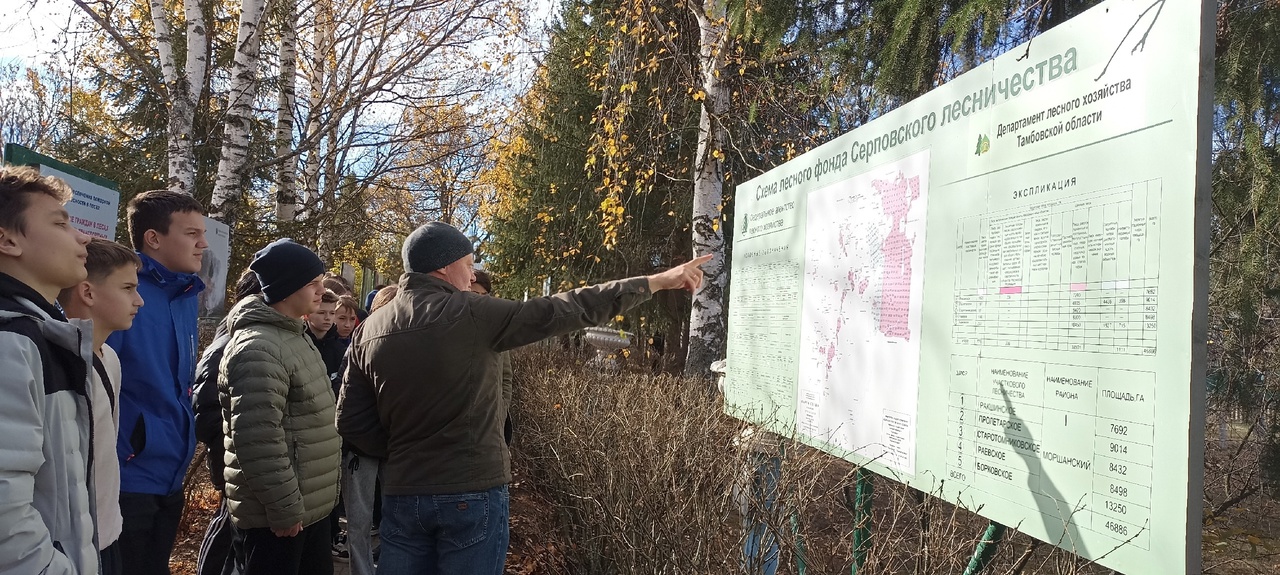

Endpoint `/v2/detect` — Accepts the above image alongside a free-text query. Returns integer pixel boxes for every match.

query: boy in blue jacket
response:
[107,190,208,575]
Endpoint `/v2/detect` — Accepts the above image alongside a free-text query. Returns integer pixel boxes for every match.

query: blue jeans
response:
[376,485,509,575]
[742,455,780,575]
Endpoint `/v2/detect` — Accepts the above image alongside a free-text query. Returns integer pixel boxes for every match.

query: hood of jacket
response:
[227,295,307,336]
[309,324,340,344]
[0,272,67,321]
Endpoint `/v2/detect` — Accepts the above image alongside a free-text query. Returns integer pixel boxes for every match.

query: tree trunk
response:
[210,0,270,223]
[318,122,339,249]
[684,0,730,378]
[147,0,207,195]
[298,0,332,224]
[275,0,299,222]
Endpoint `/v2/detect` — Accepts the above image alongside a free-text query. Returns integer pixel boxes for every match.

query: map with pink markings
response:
[795,150,930,474]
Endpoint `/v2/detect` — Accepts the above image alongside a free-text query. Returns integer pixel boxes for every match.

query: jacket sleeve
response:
[477,277,652,352]
[0,331,78,575]
[337,345,389,459]
[222,339,305,529]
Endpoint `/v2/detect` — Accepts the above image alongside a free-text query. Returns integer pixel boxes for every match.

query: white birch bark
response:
[210,0,270,221]
[145,0,207,195]
[685,0,731,377]
[297,0,333,222]
[275,0,300,222]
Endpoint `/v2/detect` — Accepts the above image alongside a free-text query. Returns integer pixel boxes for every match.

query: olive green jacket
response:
[219,296,341,530]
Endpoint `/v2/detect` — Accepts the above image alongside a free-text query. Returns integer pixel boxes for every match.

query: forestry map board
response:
[722,0,1212,572]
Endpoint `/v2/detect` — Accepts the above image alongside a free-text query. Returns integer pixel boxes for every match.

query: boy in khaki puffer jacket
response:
[219,239,341,575]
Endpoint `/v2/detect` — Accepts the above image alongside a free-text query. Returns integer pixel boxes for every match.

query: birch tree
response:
[684,0,732,376]
[274,0,300,221]
[71,0,209,195]
[241,0,512,225]
[209,0,270,223]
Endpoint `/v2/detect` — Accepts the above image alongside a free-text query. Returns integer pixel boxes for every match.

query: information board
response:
[722,0,1212,573]
[198,217,231,318]
[4,144,121,241]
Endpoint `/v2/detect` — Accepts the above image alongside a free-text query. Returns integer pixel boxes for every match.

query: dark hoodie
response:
[307,325,348,395]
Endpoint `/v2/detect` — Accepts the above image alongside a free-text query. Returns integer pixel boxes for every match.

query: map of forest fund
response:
[796,150,930,474]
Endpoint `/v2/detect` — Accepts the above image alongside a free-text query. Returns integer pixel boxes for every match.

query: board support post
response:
[779,441,807,574]
[964,521,1007,575]
[849,468,874,574]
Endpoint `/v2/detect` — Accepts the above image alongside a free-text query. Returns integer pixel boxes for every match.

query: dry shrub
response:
[509,347,1124,575]
[511,345,745,573]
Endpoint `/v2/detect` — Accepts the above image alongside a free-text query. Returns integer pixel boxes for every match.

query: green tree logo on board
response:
[974,134,991,156]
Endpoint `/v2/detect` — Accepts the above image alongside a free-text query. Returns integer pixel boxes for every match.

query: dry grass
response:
[171,454,220,575]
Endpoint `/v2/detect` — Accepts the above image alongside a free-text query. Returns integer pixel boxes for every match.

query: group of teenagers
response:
[0,164,710,575]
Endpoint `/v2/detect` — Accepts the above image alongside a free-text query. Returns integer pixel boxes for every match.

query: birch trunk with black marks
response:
[274,0,300,222]
[684,0,731,378]
[148,0,208,194]
[210,0,270,223]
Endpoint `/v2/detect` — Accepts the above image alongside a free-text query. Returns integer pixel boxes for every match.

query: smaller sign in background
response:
[199,217,231,318]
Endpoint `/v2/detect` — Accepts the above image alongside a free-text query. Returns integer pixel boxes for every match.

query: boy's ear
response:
[75,281,95,307]
[59,280,93,310]
[142,228,163,251]
[0,228,22,258]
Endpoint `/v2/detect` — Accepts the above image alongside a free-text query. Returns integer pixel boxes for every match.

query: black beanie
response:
[249,239,326,304]
[401,222,474,273]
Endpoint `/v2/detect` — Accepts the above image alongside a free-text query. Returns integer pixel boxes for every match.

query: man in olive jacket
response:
[219,239,341,575]
[337,222,708,575]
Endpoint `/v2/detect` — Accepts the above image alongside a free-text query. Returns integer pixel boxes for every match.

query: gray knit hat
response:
[401,222,474,273]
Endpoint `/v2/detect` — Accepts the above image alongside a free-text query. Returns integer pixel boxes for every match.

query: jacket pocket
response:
[127,413,147,460]
[291,438,303,488]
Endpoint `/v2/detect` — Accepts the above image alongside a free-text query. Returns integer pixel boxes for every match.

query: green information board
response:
[722,0,1212,572]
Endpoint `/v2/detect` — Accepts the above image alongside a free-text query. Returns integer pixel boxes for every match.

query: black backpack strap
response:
[92,354,115,412]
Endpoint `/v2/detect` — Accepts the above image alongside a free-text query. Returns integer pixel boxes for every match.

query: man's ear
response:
[0,228,23,258]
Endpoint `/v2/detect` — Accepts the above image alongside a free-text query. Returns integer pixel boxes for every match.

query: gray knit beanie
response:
[401,222,475,273]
